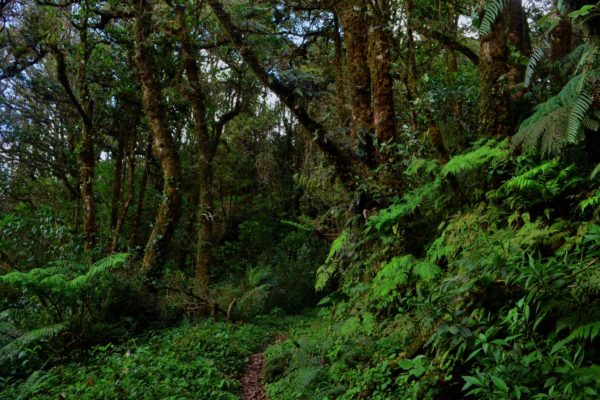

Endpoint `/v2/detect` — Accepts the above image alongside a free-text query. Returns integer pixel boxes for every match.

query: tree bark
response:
[405,0,419,130]
[109,105,126,230]
[129,137,151,250]
[478,2,513,137]
[174,4,215,296]
[54,13,96,252]
[134,0,182,279]
[111,100,140,253]
[332,13,349,128]
[368,0,397,144]
[335,0,375,163]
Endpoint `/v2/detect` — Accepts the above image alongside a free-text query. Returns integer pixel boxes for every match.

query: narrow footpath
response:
[241,352,267,400]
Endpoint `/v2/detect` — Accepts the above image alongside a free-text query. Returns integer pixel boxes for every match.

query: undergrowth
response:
[0,320,269,399]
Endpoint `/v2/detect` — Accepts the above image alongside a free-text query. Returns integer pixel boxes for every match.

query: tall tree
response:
[133,0,182,279]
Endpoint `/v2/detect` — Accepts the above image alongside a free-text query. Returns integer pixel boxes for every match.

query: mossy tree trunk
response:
[368,0,397,145]
[134,0,182,280]
[335,0,375,163]
[478,1,512,137]
[54,11,96,252]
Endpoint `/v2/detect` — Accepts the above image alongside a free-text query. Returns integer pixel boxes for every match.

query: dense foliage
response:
[1,0,599,398]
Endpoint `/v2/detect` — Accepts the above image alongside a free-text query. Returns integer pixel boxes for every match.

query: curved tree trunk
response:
[134,0,182,279]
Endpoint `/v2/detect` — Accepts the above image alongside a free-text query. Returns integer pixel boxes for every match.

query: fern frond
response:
[480,0,510,35]
[292,366,322,389]
[591,163,600,179]
[441,139,510,177]
[406,158,440,177]
[68,253,128,291]
[325,230,348,263]
[581,115,600,132]
[412,261,442,282]
[566,87,593,143]
[551,321,600,353]
[513,107,570,155]
[372,255,414,301]
[525,47,546,87]
[45,260,87,275]
[558,43,587,76]
[514,73,594,154]
[0,323,66,362]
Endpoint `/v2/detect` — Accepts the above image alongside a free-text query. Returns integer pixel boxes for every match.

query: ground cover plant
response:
[1,0,599,399]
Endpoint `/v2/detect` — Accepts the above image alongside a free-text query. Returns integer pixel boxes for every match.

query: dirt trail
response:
[241,352,267,400]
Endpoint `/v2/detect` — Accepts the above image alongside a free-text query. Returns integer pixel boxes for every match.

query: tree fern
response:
[514,73,599,154]
[480,0,510,35]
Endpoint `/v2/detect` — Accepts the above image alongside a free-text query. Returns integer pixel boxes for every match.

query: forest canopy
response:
[1,0,600,398]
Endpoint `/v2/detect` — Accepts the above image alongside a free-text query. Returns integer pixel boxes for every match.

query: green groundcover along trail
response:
[1,0,600,399]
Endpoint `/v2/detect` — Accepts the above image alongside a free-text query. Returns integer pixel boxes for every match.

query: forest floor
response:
[241,352,267,400]
[0,312,316,399]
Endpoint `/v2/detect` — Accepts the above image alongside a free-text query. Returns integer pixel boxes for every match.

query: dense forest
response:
[1,0,599,398]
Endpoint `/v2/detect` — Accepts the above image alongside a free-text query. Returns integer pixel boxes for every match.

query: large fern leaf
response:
[525,47,546,87]
[551,321,600,353]
[480,0,510,35]
[566,88,593,143]
[0,323,67,362]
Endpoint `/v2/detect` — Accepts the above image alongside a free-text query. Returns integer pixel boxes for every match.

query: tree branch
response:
[0,50,45,81]
[206,0,358,182]
[415,26,480,66]
[53,49,92,126]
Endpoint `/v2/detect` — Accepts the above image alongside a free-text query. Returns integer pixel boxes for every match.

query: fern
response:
[293,365,322,389]
[372,255,413,301]
[406,158,440,177]
[315,230,349,291]
[325,230,348,263]
[566,87,594,143]
[0,323,66,363]
[525,47,546,87]
[514,73,598,154]
[412,260,442,282]
[246,265,272,288]
[551,321,600,353]
[499,159,559,196]
[591,163,600,179]
[579,189,600,212]
[441,139,510,177]
[480,0,510,35]
[558,43,587,76]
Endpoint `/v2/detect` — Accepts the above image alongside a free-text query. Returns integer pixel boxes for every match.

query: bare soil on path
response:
[241,352,267,400]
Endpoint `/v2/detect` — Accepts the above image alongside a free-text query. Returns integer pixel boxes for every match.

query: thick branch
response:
[54,50,92,126]
[0,50,45,81]
[415,26,480,66]
[206,0,357,181]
